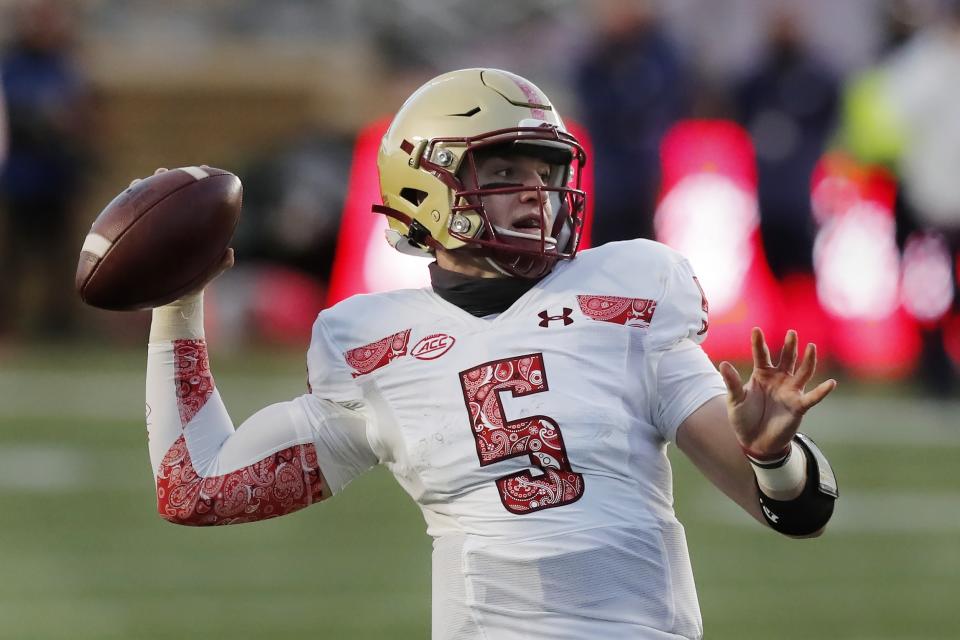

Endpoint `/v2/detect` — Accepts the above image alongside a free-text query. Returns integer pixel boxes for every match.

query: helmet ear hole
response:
[400,188,428,206]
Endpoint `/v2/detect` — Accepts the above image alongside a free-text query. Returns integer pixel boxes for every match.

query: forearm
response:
[677,397,837,537]
[146,294,329,526]
[676,397,766,525]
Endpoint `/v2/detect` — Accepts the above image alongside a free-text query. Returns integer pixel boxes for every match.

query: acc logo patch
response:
[412,333,456,360]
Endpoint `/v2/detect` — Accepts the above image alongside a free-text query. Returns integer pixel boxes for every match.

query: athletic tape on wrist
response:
[749,442,807,496]
[149,292,205,342]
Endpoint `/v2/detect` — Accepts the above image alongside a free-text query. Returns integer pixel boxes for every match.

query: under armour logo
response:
[762,505,780,523]
[538,307,574,328]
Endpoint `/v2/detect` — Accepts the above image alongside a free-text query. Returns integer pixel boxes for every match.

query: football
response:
[76,166,242,310]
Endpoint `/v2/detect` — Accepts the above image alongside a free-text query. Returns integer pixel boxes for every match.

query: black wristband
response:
[756,434,838,536]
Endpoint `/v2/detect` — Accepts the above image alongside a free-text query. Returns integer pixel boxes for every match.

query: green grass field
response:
[1,344,958,639]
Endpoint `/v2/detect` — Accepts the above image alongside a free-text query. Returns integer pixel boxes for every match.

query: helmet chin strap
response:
[485,257,514,277]
[487,250,557,279]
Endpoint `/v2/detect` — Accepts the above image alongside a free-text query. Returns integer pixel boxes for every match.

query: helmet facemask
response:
[439,127,587,278]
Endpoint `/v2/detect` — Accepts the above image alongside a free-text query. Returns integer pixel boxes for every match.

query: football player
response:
[145,68,838,640]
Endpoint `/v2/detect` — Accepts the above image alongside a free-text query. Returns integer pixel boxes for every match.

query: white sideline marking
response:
[80,233,112,259]
[0,445,134,492]
[178,166,210,180]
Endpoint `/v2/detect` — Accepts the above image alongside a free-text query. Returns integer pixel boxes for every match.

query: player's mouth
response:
[493,215,557,248]
[512,214,543,232]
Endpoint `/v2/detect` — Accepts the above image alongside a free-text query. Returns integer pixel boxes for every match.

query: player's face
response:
[436,150,565,278]
[466,152,556,249]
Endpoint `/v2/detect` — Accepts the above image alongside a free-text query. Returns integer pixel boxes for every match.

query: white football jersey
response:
[303,239,726,640]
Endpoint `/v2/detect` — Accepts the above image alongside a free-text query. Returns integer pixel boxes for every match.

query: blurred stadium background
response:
[1,0,958,638]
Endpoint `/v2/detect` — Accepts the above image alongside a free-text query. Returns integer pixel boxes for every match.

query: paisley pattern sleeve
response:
[156,433,326,526]
[146,339,330,526]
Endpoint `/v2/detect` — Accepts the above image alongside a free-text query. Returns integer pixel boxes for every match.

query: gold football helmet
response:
[374,68,587,278]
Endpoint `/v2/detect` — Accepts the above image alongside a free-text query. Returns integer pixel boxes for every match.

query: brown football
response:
[76,166,242,310]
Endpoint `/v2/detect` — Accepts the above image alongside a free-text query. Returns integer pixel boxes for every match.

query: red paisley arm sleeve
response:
[147,339,331,526]
[155,432,328,526]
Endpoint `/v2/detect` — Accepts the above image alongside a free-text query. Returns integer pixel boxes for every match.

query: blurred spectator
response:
[834,0,960,393]
[884,2,960,245]
[734,10,839,280]
[833,0,925,178]
[882,0,960,392]
[0,0,93,338]
[574,0,690,244]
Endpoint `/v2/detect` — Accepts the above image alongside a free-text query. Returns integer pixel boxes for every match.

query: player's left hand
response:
[718,328,837,460]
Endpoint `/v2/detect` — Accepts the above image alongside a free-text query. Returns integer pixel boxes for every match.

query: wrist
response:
[149,291,205,342]
[740,442,791,464]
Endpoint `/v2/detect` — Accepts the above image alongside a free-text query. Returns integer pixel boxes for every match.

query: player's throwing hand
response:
[718,328,837,461]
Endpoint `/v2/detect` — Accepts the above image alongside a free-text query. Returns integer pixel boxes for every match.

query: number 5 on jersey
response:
[459,354,584,514]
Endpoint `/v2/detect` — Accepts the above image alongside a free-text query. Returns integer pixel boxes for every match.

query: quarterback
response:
[144,69,838,639]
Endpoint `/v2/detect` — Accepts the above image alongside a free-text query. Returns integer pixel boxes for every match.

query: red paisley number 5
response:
[459,353,584,514]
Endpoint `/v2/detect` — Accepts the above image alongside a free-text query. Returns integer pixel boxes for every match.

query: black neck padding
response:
[428,262,544,317]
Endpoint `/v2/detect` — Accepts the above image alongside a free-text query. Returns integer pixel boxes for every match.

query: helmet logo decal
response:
[510,77,547,120]
[411,333,456,360]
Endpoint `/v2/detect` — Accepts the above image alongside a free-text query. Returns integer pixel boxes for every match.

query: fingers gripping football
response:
[76,166,242,310]
[719,328,837,459]
[128,166,168,188]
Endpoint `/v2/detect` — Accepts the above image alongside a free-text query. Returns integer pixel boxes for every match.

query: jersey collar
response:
[428,262,545,318]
